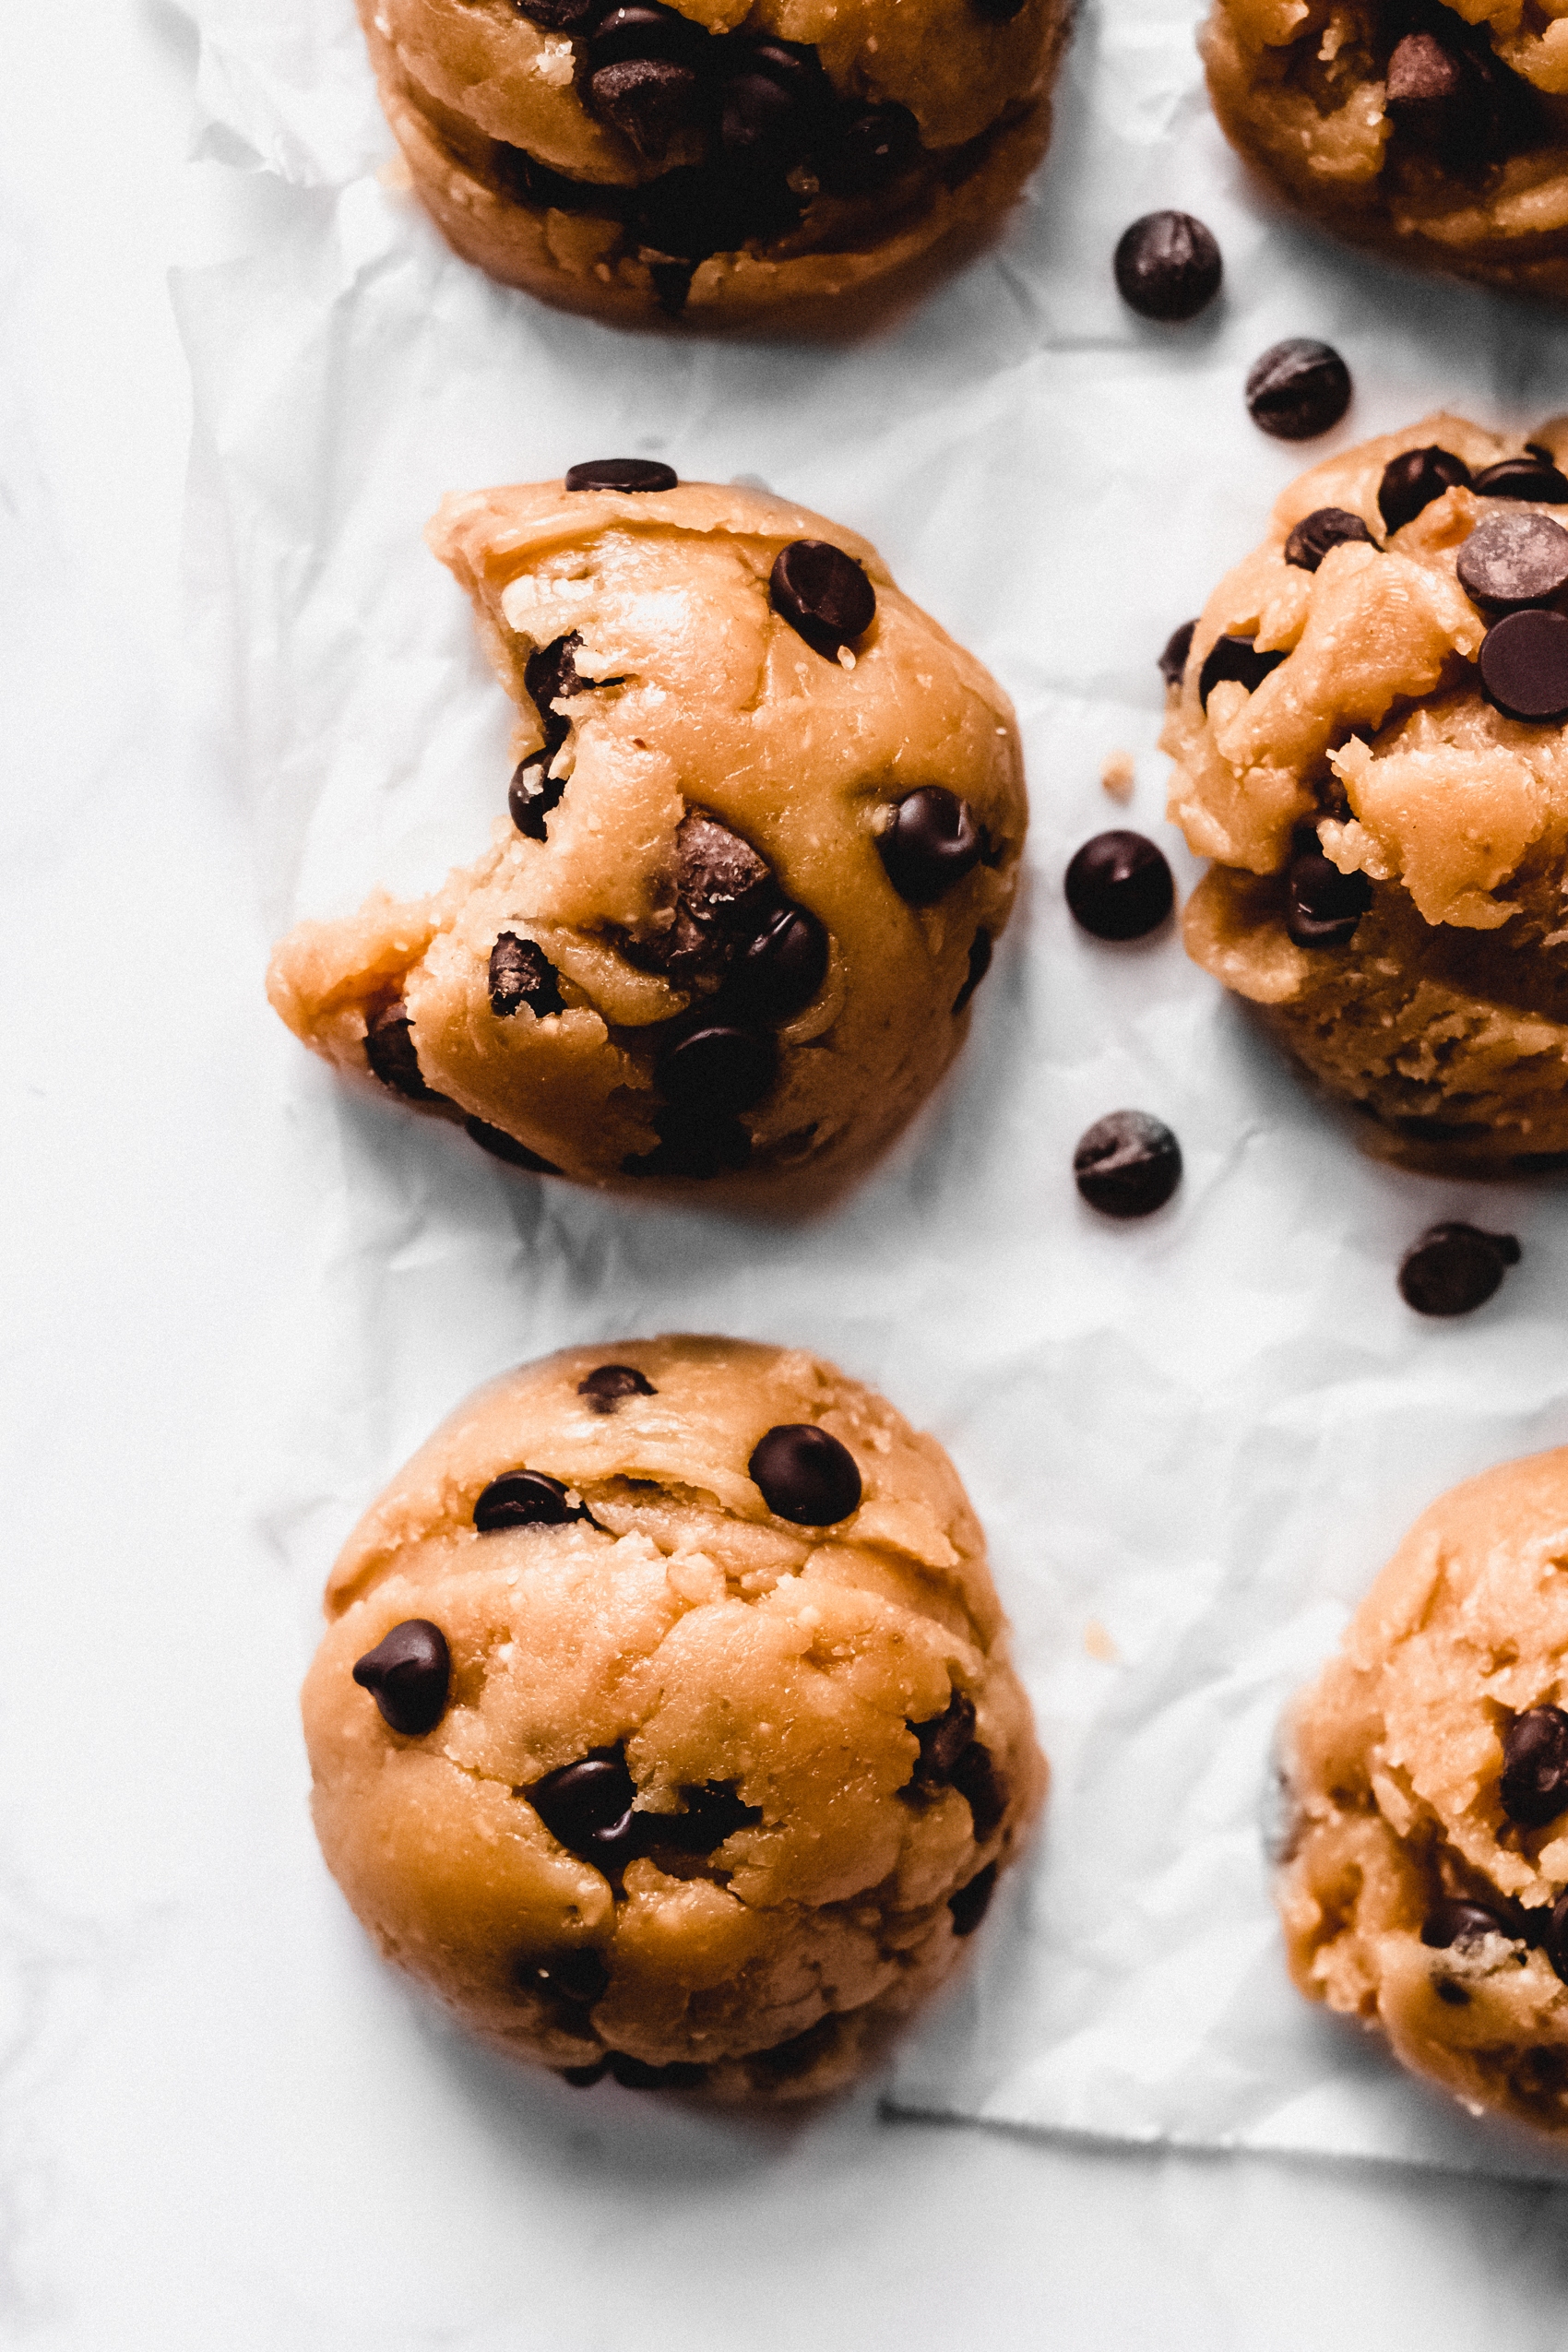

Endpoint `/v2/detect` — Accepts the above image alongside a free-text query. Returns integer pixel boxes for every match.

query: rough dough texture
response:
[359,0,1067,329]
[1278,1448,1568,2137]
[267,475,1026,1212]
[302,1336,1047,2099]
[1202,0,1568,299]
[1166,413,1568,1175]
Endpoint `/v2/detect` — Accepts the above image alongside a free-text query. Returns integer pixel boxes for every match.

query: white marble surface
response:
[8,3,1568,2343]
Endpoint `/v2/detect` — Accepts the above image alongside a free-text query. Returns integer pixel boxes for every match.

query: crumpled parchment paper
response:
[174,0,1568,2180]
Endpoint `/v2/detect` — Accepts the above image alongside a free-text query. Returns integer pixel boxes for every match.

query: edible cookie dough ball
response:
[1165,412,1568,1175]
[302,1337,1046,2099]
[267,470,1026,1212]
[1277,1448,1568,2137]
[1202,0,1568,300]
[356,0,1068,327]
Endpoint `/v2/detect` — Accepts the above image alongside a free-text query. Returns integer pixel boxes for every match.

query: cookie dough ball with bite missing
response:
[1277,1447,1568,2138]
[302,1337,1046,2099]
[1164,412,1568,1175]
[358,0,1069,329]
[267,469,1026,1213]
[1201,0,1568,300]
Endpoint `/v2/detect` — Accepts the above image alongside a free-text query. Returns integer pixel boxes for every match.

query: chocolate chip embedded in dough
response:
[653,1780,762,1853]
[769,539,876,660]
[518,1947,612,2005]
[749,1422,862,1526]
[969,0,1028,22]
[1284,506,1376,573]
[877,786,983,905]
[1285,851,1372,948]
[1064,830,1175,941]
[1112,210,1223,322]
[1420,1898,1512,1951]
[952,927,993,1016]
[528,1745,643,1869]
[1245,339,1351,441]
[719,68,814,172]
[1479,609,1568,723]
[364,1001,445,1103]
[948,1860,999,1937]
[1074,1110,1182,1218]
[677,811,778,939]
[1158,618,1196,690]
[352,1620,451,1737]
[722,902,829,1023]
[607,2053,708,2089]
[588,59,704,162]
[1397,1222,1521,1316]
[1377,445,1472,535]
[510,0,604,30]
[950,1740,1006,1839]
[474,1467,580,1531]
[1385,30,1472,153]
[577,1363,658,1411]
[564,457,680,493]
[1458,513,1568,612]
[561,2058,611,2087]
[509,760,567,841]
[1472,456,1568,505]
[465,1117,561,1174]
[656,1021,778,1115]
[489,933,567,1019]
[910,1692,979,1788]
[1548,1892,1568,1987]
[814,104,922,196]
[1197,634,1288,710]
[1501,1706,1568,1829]
[623,1104,753,1179]
[588,1,707,66]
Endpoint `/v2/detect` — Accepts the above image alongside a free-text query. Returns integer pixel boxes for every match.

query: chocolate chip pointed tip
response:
[749,1422,861,1525]
[352,1620,451,1737]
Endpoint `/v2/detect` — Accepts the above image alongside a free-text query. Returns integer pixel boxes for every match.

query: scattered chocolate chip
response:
[1245,339,1351,441]
[910,1692,979,1788]
[721,901,829,1022]
[1458,512,1568,613]
[364,1001,444,1104]
[949,1740,1006,1840]
[1501,1706,1568,1829]
[1385,30,1472,154]
[749,1422,861,1525]
[352,1620,451,1737]
[589,58,704,161]
[561,2058,612,2087]
[1074,1110,1182,1218]
[814,104,921,196]
[770,539,876,660]
[606,2052,708,2089]
[518,1947,611,2004]
[1548,1892,1568,1986]
[877,785,983,905]
[578,1364,657,1411]
[489,932,566,1018]
[529,1745,642,1869]
[1378,445,1471,535]
[1158,618,1197,690]
[652,1780,761,1853]
[1064,830,1175,942]
[474,1468,580,1531]
[509,759,567,840]
[1285,851,1372,948]
[564,457,679,493]
[1420,1897,1513,1950]
[510,0,603,29]
[1112,210,1222,322]
[1473,456,1568,505]
[656,1021,777,1115]
[952,927,993,1016]
[1197,634,1288,710]
[624,1104,753,1180]
[948,1860,999,1938]
[1398,1222,1521,1316]
[1479,608,1568,723]
[1284,506,1376,573]
[465,1117,560,1174]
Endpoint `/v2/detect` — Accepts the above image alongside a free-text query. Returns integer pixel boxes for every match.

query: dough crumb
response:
[1100,750,1135,803]
[1084,1618,1118,1662]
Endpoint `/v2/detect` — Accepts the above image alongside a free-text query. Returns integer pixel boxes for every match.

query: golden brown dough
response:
[302,1336,1047,2099]
[1278,1448,1568,2137]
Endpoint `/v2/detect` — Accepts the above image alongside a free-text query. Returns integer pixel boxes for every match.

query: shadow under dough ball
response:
[265,472,1028,1216]
[302,1336,1048,2102]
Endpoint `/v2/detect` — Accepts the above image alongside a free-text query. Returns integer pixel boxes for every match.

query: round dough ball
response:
[302,1336,1046,2099]
[1277,1448,1568,2138]
[1164,412,1568,1176]
[267,473,1027,1212]
[357,0,1068,328]
[1201,0,1568,301]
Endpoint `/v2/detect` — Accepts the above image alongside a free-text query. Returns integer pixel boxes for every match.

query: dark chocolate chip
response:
[509,759,567,840]
[474,1468,580,1531]
[719,70,807,170]
[1285,851,1372,948]
[1197,634,1288,710]
[606,2053,707,2089]
[518,1947,612,2004]
[746,2016,840,2084]
[623,1104,753,1180]
[524,630,586,752]
[1473,456,1568,505]
[510,0,604,30]
[910,1692,978,1788]
[1158,618,1197,690]
[952,927,993,1016]
[364,1001,444,1103]
[770,539,876,660]
[656,1021,778,1115]
[722,901,829,1023]
[949,1740,1006,1840]
[652,1780,761,1853]
[1064,830,1175,942]
[749,1422,862,1525]
[948,1860,999,1937]
[1479,608,1568,723]
[588,58,703,161]
[1501,1706,1568,1829]
[1420,1898,1513,1950]
[1433,1977,1471,2005]
[1378,445,1471,535]
[1397,1222,1521,1316]
[352,1620,451,1737]
[529,1744,643,1868]
[489,932,566,1018]
[1284,506,1376,573]
[1548,1892,1568,1986]
[564,457,680,493]
[578,1363,658,1411]
[1245,339,1351,441]
[465,1117,560,1174]
[1074,1110,1182,1218]
[673,810,778,942]
[1458,512,1568,612]
[877,785,983,905]
[1385,30,1472,154]
[1112,210,1223,322]
[814,103,921,196]
[561,2058,612,2087]
[632,161,800,265]
[648,259,697,316]
[970,0,1028,22]
[588,0,706,64]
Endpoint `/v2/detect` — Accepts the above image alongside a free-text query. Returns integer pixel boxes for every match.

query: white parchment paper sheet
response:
[174,0,1568,2179]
